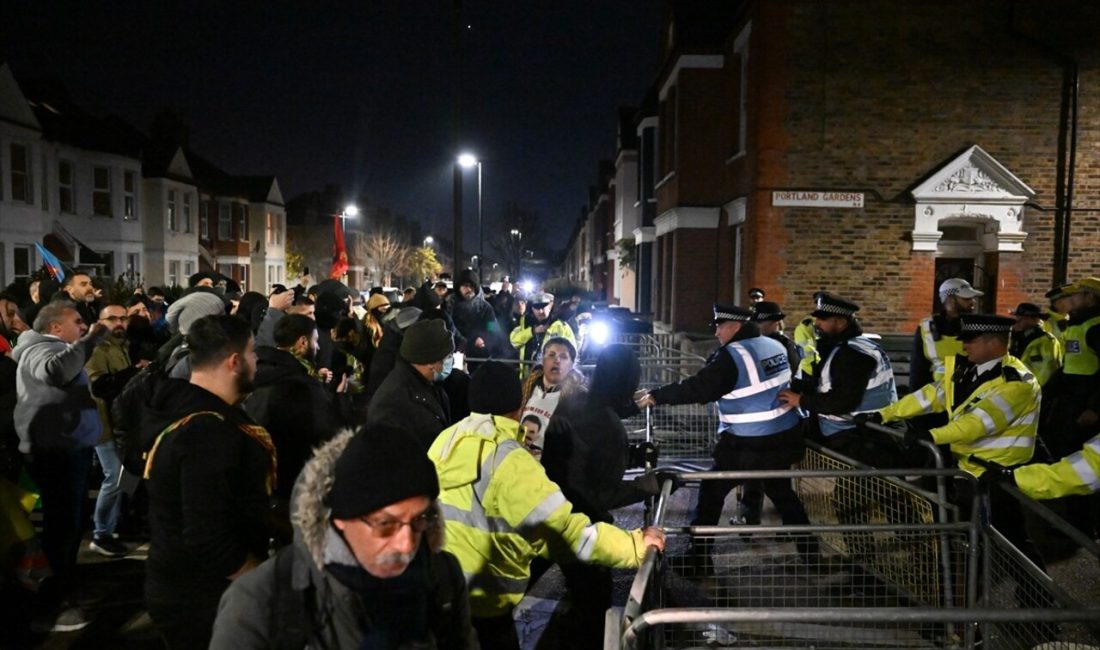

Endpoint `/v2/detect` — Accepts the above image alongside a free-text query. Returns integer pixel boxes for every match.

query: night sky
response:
[3,1,663,251]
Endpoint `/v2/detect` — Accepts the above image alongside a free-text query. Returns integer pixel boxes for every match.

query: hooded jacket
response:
[449,271,499,357]
[13,330,101,454]
[429,413,649,618]
[143,378,273,604]
[210,430,478,650]
[244,347,348,499]
[541,346,652,524]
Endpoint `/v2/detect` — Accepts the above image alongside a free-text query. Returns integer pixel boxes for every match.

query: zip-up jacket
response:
[805,333,896,437]
[13,330,101,454]
[910,314,965,388]
[1010,326,1062,387]
[878,354,1038,476]
[429,413,648,618]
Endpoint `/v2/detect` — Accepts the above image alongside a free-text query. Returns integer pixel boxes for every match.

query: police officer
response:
[1043,278,1100,460]
[911,278,983,389]
[1043,282,1077,344]
[779,294,898,464]
[868,315,1044,566]
[1009,302,1062,387]
[635,304,816,563]
[753,301,801,372]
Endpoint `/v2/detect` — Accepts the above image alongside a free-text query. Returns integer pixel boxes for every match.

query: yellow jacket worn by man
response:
[1008,302,1063,387]
[429,363,662,627]
[879,314,1038,477]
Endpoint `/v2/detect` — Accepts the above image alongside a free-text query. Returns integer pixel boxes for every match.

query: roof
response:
[20,79,144,158]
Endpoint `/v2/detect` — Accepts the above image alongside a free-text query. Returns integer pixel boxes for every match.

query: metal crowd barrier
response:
[608,467,1100,650]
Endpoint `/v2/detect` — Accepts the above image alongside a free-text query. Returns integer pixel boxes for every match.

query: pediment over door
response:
[909,145,1034,252]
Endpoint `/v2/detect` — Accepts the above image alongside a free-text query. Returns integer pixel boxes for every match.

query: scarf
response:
[324,527,433,650]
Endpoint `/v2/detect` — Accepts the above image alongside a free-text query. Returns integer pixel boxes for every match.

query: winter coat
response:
[12,330,101,454]
[85,335,140,443]
[366,319,404,397]
[449,271,499,358]
[367,360,451,450]
[143,378,274,605]
[429,413,649,618]
[210,430,479,650]
[244,347,348,500]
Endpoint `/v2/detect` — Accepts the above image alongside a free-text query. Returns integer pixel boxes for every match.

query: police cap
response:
[957,314,1014,341]
[711,303,753,326]
[811,293,859,319]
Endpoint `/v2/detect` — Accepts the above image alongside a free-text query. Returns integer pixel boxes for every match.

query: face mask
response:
[434,355,454,382]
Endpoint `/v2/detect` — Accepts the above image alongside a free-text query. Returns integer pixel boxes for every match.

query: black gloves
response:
[853,412,884,430]
[970,456,1018,487]
[627,441,660,469]
[632,472,661,496]
[903,426,933,447]
[655,470,682,495]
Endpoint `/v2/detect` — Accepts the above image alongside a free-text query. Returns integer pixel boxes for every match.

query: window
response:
[126,253,139,279]
[10,144,31,203]
[659,87,677,177]
[168,260,180,287]
[199,201,209,239]
[268,264,275,284]
[731,23,751,159]
[266,212,275,245]
[182,193,192,233]
[218,264,233,280]
[218,204,231,239]
[237,204,248,241]
[184,261,195,277]
[240,264,249,290]
[13,245,32,281]
[167,190,177,231]
[123,171,136,219]
[40,153,49,209]
[93,166,112,217]
[58,160,75,213]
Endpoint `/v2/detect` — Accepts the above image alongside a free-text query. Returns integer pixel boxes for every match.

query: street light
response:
[341,204,359,230]
[457,153,483,281]
[423,235,434,247]
[510,229,522,279]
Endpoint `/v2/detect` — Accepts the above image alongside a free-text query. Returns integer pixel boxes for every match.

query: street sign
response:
[772,191,864,208]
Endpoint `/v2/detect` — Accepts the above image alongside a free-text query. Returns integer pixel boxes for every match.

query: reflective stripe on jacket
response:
[717,336,800,437]
[1015,433,1100,500]
[1016,329,1063,386]
[1063,315,1100,376]
[429,413,646,618]
[878,354,1038,477]
[817,336,897,437]
[918,317,965,383]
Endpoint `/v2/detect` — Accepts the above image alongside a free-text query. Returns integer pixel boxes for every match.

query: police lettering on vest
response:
[717,336,800,437]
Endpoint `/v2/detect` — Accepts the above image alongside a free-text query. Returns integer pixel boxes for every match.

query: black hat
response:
[1009,302,1048,319]
[752,301,785,322]
[711,303,753,326]
[469,361,522,415]
[400,319,455,364]
[748,287,765,299]
[327,430,440,520]
[957,314,1015,341]
[811,293,859,318]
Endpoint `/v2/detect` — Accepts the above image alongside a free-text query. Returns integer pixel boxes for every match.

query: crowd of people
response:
[1,266,1098,649]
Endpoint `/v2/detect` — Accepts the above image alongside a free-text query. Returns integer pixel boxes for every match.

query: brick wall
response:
[754,0,1100,334]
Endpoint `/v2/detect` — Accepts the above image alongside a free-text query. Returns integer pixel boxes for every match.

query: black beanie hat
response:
[327,430,440,520]
[469,361,522,415]
[400,319,455,364]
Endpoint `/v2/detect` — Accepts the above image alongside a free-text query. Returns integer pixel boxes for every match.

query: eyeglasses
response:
[102,316,130,323]
[360,510,438,538]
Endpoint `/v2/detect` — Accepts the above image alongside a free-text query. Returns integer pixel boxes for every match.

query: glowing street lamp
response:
[457,153,483,280]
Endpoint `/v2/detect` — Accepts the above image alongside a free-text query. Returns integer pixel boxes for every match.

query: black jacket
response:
[244,347,348,499]
[143,379,272,603]
[367,360,451,450]
[799,322,877,415]
[366,319,405,398]
[450,270,500,357]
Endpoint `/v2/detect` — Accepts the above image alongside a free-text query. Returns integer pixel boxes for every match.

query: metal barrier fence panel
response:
[612,468,1100,650]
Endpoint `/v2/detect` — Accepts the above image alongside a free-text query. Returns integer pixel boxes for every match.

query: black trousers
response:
[472,612,520,650]
[26,447,94,602]
[692,426,810,529]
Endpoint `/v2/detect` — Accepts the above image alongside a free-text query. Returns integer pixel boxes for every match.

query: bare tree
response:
[355,230,410,287]
[489,201,546,278]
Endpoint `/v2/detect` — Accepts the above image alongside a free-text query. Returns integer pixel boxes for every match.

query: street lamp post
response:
[510,228,522,279]
[458,153,483,281]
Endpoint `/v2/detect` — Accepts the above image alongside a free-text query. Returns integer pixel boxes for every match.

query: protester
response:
[429,361,665,650]
[143,315,274,649]
[519,336,586,457]
[209,429,478,649]
[449,270,500,361]
[14,302,108,631]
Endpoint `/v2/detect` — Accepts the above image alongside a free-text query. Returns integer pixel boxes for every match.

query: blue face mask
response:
[434,355,454,382]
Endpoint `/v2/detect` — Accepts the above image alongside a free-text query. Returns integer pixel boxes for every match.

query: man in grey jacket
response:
[14,301,108,631]
[210,428,478,649]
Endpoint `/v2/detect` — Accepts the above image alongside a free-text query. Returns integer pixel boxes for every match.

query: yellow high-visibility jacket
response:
[917,317,966,383]
[510,318,577,378]
[1013,328,1063,386]
[1015,433,1100,500]
[878,354,1039,477]
[429,413,647,618]
[792,316,818,378]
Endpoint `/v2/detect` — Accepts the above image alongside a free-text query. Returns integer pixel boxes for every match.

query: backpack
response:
[112,344,188,471]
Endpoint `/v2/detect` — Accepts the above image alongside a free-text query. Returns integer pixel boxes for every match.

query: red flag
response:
[330,217,349,279]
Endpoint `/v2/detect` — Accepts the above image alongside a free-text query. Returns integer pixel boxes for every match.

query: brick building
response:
[571,1,1100,336]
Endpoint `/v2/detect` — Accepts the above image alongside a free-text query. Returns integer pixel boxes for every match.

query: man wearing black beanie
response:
[211,428,477,649]
[429,362,666,650]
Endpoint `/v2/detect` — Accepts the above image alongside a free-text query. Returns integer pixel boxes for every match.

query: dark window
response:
[93,166,112,217]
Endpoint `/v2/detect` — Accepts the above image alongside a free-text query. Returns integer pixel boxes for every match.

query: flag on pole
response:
[329,217,349,279]
[34,242,66,283]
